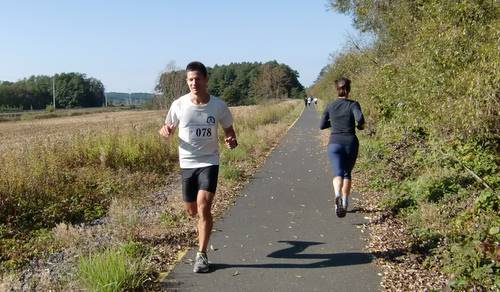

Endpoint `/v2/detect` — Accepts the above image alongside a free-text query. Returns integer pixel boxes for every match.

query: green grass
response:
[220,164,243,181]
[159,211,186,228]
[77,245,146,292]
[357,133,499,289]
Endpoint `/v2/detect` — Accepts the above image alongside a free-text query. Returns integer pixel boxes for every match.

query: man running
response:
[159,61,238,273]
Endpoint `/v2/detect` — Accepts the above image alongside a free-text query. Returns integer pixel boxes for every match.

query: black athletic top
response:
[319,98,365,145]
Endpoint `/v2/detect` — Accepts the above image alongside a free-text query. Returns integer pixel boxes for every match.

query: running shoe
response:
[335,196,346,218]
[342,197,349,212]
[193,252,209,273]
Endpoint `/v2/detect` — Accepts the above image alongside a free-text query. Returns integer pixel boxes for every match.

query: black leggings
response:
[327,141,359,179]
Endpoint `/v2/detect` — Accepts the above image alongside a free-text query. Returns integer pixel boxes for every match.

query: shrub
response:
[77,246,145,292]
[159,211,186,228]
[312,1,499,287]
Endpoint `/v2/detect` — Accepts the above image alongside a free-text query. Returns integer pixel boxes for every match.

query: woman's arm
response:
[352,102,365,130]
[319,107,331,130]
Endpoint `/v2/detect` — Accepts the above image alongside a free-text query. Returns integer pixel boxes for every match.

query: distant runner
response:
[319,77,364,217]
[159,61,238,273]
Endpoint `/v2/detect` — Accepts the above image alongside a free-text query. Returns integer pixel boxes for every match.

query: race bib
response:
[189,125,216,141]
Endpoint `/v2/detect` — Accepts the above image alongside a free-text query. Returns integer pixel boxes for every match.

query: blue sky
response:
[0,1,356,93]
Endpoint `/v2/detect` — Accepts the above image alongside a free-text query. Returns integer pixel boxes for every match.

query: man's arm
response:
[159,123,176,138]
[159,102,179,138]
[223,125,238,149]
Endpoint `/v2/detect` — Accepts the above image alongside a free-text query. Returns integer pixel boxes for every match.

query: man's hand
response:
[159,123,175,138]
[225,136,238,149]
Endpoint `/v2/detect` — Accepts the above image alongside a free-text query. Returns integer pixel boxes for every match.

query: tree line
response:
[1,61,307,111]
[153,61,306,108]
[0,73,105,110]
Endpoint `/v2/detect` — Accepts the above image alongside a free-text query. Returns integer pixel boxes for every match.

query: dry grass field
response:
[0,100,302,290]
[0,110,164,152]
[0,106,266,152]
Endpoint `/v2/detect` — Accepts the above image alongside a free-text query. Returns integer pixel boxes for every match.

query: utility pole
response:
[52,76,56,110]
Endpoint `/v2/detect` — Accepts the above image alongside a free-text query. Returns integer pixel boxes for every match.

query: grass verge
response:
[77,242,148,292]
[0,99,302,290]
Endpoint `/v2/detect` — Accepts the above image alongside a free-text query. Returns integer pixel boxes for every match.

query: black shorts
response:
[181,165,219,203]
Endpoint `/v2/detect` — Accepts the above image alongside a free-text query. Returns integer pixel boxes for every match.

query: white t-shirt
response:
[165,94,233,168]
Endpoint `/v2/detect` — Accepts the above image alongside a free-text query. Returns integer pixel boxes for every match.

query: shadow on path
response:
[209,240,373,271]
[347,207,383,214]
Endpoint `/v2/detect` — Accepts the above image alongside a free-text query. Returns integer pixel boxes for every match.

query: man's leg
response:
[192,190,214,273]
[196,190,214,253]
[191,165,218,273]
[181,168,198,217]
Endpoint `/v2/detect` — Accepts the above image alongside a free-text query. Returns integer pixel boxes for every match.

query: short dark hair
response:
[186,61,208,78]
[335,77,351,97]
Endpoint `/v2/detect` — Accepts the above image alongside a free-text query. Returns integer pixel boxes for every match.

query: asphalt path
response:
[162,106,380,291]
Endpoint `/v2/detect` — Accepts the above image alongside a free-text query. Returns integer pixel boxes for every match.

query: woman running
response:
[319,77,365,217]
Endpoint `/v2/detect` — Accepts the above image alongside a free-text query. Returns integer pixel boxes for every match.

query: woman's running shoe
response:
[335,196,346,217]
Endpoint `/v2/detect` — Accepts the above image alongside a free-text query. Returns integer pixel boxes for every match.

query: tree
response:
[250,61,305,101]
[221,85,241,105]
[153,61,306,107]
[54,73,104,108]
[87,78,105,107]
[0,73,105,109]
[154,61,188,109]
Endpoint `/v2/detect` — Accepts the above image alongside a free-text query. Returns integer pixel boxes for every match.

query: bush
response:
[77,246,146,292]
[312,1,499,288]
[159,211,186,228]
[220,165,243,181]
[45,105,55,112]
